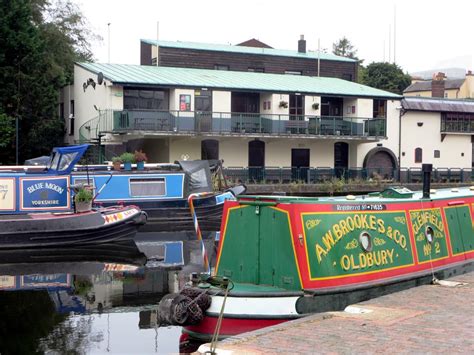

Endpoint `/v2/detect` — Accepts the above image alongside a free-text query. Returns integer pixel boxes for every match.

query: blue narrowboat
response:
[70,160,244,232]
[0,145,146,248]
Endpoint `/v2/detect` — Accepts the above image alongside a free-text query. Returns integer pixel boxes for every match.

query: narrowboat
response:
[70,160,244,233]
[172,167,474,341]
[0,144,146,248]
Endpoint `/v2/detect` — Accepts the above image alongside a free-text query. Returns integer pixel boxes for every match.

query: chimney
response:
[431,72,446,98]
[298,35,306,53]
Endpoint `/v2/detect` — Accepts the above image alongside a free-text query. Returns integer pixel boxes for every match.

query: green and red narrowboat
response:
[181,184,474,341]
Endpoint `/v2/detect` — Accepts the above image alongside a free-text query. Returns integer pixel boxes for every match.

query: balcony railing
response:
[89,110,386,138]
[224,166,471,184]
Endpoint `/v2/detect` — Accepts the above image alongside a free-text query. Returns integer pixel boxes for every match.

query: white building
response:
[65,62,402,176]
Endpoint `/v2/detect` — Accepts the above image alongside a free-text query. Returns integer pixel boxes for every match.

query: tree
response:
[360,62,412,95]
[0,0,98,165]
[332,37,358,60]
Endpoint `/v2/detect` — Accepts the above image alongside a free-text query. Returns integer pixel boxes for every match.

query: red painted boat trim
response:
[184,315,287,340]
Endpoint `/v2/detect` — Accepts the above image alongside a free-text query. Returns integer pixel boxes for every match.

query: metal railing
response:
[79,109,387,141]
[223,166,472,184]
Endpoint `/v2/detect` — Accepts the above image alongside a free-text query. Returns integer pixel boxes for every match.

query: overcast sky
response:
[75,0,474,74]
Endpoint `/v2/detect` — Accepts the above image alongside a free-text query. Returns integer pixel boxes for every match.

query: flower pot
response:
[137,161,145,170]
[75,200,92,213]
[113,162,122,171]
[124,162,132,171]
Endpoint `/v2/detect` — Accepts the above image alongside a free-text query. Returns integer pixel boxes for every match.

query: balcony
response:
[88,110,386,140]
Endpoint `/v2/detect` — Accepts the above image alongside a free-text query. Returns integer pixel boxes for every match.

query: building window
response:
[70,100,75,116]
[124,89,169,110]
[444,92,448,98]
[231,92,260,113]
[248,67,264,73]
[214,64,229,70]
[415,148,423,163]
[69,116,75,136]
[373,100,387,118]
[434,150,440,158]
[284,70,302,75]
[179,95,191,111]
[342,73,353,81]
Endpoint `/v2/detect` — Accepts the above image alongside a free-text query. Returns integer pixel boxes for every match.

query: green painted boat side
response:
[216,205,302,291]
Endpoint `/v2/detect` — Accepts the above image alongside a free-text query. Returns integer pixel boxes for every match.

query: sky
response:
[75,0,474,75]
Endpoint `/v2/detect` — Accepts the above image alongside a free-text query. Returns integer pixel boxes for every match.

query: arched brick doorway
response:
[363,147,398,179]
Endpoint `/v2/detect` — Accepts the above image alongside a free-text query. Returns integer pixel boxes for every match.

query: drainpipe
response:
[397,104,406,182]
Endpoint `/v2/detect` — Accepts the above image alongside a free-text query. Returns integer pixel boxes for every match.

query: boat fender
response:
[180,286,212,311]
[158,290,209,326]
[158,293,201,325]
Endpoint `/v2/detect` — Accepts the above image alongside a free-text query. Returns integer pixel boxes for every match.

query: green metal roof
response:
[141,39,358,63]
[78,62,401,99]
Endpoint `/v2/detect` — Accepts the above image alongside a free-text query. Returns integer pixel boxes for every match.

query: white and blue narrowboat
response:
[0,145,146,248]
[71,160,245,233]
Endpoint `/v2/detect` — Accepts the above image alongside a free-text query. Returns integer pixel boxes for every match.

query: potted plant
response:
[120,152,135,171]
[279,100,288,109]
[312,102,320,110]
[74,186,93,213]
[134,150,148,170]
[112,156,122,171]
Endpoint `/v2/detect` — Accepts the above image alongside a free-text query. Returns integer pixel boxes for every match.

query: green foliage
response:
[0,0,98,164]
[120,152,135,163]
[0,113,15,150]
[74,187,93,202]
[112,156,123,163]
[332,37,358,59]
[360,62,412,94]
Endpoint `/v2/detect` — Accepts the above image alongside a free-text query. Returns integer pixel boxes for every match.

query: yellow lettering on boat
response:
[339,248,396,271]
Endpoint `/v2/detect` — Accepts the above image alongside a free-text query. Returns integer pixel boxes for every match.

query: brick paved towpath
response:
[197,272,474,354]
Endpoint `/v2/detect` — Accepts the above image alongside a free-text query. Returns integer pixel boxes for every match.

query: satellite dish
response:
[97,72,104,85]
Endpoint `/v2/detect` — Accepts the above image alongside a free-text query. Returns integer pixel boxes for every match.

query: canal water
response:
[0,232,217,354]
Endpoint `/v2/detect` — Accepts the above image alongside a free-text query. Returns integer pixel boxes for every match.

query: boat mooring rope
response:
[419,198,438,283]
[208,277,231,355]
[188,192,214,274]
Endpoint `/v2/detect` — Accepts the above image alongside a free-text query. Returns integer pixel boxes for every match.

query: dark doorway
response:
[321,97,343,116]
[249,140,265,181]
[195,90,212,132]
[201,139,219,160]
[291,148,310,181]
[289,95,304,133]
[334,142,349,178]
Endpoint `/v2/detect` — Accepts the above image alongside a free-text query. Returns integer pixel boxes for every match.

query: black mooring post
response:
[422,163,432,199]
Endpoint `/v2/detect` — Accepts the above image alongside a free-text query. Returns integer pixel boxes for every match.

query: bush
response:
[75,188,93,203]
[120,152,135,163]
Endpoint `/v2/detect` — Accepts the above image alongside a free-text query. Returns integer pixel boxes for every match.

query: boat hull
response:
[0,206,146,249]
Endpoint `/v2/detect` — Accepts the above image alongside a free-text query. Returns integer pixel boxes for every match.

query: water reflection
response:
[0,232,217,354]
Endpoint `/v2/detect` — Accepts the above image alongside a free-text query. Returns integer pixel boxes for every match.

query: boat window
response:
[425,226,434,244]
[130,178,166,197]
[359,231,372,252]
[58,152,79,171]
[48,152,60,170]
